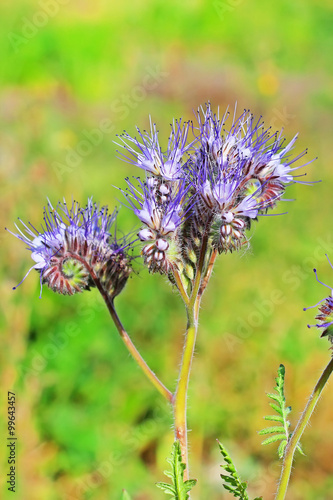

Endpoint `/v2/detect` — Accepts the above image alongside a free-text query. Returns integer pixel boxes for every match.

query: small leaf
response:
[267,392,281,403]
[156,483,176,496]
[277,440,288,459]
[296,443,305,456]
[269,402,284,415]
[264,415,284,423]
[258,425,285,435]
[261,434,287,446]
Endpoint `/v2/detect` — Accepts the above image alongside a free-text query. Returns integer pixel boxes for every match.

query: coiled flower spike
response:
[115,118,193,181]
[304,255,333,347]
[122,178,190,274]
[8,199,133,299]
[186,103,313,253]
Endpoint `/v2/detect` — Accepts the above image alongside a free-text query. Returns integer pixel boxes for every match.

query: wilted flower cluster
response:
[9,199,132,298]
[117,104,308,274]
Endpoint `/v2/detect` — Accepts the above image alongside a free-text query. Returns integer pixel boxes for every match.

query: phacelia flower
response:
[116,103,312,274]
[122,178,189,274]
[8,199,132,298]
[304,258,333,347]
[186,103,311,252]
[115,118,192,181]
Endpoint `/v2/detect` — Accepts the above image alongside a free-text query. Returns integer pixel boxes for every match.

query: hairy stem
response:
[275,356,333,500]
[107,299,173,402]
[74,254,173,402]
[173,265,190,305]
[173,306,197,477]
[173,231,211,476]
[195,248,218,320]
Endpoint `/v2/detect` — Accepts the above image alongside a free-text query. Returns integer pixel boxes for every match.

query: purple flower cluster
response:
[117,103,308,268]
[187,104,309,252]
[304,259,333,345]
[11,103,309,293]
[9,199,132,298]
[117,121,192,273]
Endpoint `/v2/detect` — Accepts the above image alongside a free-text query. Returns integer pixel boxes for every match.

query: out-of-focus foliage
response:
[1,1,333,499]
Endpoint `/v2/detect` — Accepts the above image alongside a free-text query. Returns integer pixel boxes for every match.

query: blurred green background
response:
[1,1,333,499]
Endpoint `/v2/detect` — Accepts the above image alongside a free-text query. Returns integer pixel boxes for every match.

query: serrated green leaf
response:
[258,425,285,435]
[261,434,287,446]
[259,365,297,459]
[218,441,249,500]
[156,441,197,499]
[120,490,132,500]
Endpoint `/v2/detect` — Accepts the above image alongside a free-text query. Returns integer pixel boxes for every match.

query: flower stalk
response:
[81,255,173,403]
[173,230,213,473]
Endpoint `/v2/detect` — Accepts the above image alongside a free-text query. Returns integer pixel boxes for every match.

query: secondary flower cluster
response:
[305,260,333,347]
[9,199,132,298]
[117,104,308,273]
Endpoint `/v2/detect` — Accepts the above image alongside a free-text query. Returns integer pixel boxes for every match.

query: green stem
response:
[108,299,173,402]
[173,232,211,476]
[173,306,197,477]
[195,248,218,320]
[74,254,173,403]
[275,356,333,500]
[173,265,190,306]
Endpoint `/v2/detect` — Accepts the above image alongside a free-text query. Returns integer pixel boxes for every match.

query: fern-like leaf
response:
[218,441,252,499]
[156,441,197,499]
[259,364,303,459]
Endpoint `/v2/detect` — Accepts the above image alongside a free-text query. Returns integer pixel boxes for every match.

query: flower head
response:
[8,199,132,298]
[122,178,189,273]
[304,257,333,347]
[185,103,311,252]
[116,104,312,268]
[116,118,192,181]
